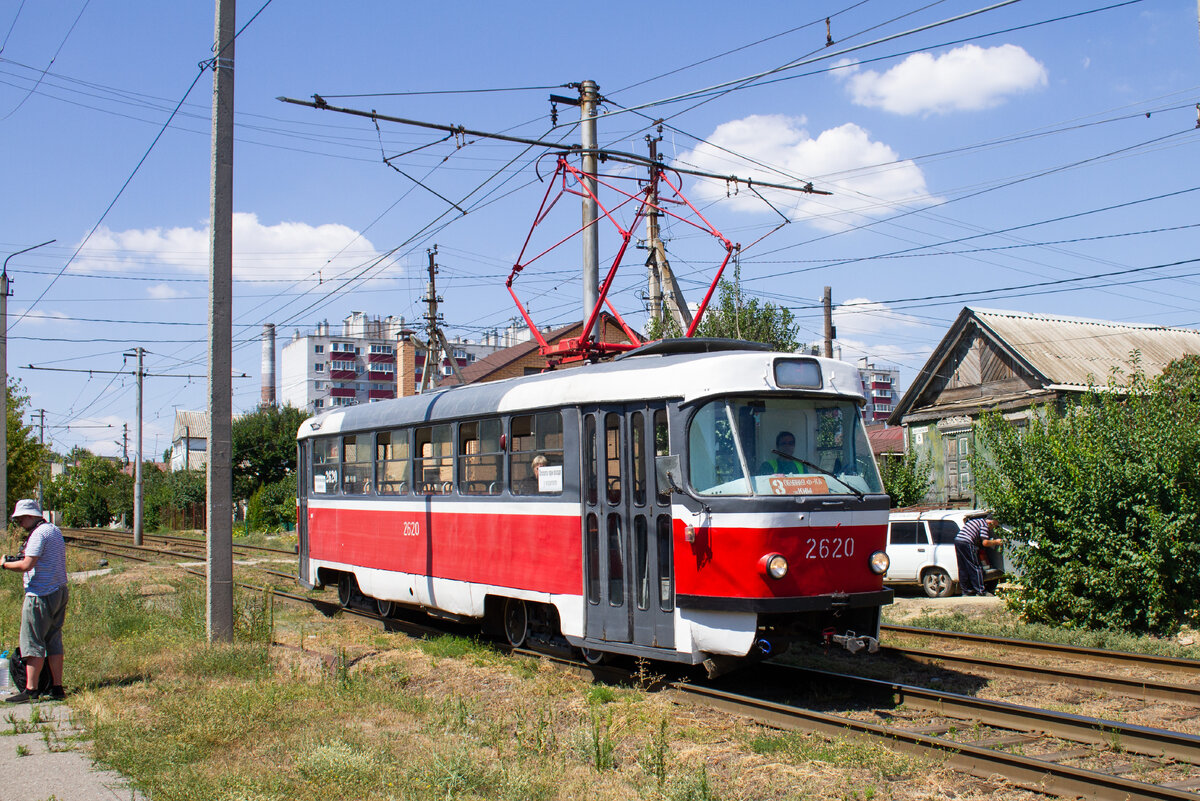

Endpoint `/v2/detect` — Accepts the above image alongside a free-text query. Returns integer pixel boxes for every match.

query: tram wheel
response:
[337,573,358,607]
[921,568,953,598]
[503,598,528,648]
[580,647,607,666]
[375,597,396,618]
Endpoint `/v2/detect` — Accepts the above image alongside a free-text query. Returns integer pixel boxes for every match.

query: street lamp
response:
[2,239,55,518]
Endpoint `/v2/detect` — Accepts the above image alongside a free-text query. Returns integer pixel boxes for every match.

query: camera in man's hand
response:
[2,554,21,563]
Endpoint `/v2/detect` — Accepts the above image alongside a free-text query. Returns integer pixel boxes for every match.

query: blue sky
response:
[1,0,1198,458]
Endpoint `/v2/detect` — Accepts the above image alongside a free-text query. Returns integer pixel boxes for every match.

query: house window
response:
[314,363,325,373]
[313,399,323,409]
[314,344,325,354]
[946,432,972,497]
[331,360,355,372]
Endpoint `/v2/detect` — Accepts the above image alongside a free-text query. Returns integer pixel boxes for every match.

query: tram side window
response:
[376,430,410,495]
[341,434,372,494]
[415,424,453,495]
[460,419,503,495]
[510,412,563,495]
[605,413,622,503]
[631,411,646,507]
[653,409,670,505]
[311,437,339,495]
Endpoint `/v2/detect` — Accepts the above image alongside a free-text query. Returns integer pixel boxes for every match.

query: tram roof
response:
[297,346,865,439]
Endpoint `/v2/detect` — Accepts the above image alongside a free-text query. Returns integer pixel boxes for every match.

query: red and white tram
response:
[296,340,892,672]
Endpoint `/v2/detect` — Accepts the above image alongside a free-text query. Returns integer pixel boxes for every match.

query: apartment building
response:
[856,358,900,423]
[280,312,512,413]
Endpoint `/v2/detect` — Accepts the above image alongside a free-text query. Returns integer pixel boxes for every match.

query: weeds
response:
[639,716,671,793]
[586,708,617,771]
[670,764,719,801]
[15,743,29,757]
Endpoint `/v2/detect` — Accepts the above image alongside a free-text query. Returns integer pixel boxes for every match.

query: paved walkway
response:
[0,699,144,801]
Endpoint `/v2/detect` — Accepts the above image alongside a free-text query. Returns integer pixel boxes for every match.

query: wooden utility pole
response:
[644,131,692,335]
[418,247,464,391]
[823,286,834,358]
[207,0,235,643]
[580,80,600,340]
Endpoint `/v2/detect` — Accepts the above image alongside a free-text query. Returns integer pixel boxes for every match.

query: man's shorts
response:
[19,585,69,658]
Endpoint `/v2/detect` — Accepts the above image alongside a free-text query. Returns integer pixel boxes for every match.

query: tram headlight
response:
[869,550,890,574]
[759,553,789,580]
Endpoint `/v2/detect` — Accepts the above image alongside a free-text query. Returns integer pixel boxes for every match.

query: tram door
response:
[297,442,310,585]
[582,404,675,650]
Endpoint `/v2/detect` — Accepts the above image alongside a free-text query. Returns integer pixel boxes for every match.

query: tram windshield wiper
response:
[771,450,865,501]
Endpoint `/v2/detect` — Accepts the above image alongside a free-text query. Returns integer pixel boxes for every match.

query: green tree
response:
[879,449,932,508]
[43,452,129,527]
[144,467,206,530]
[973,356,1200,635]
[6,380,50,514]
[646,265,802,351]
[232,405,306,501]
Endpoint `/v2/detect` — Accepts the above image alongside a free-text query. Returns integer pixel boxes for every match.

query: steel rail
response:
[885,645,1200,706]
[674,683,1200,801]
[756,662,1200,764]
[884,625,1200,679]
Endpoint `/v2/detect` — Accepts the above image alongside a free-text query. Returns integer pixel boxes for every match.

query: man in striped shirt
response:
[3,499,68,703]
[954,515,1001,597]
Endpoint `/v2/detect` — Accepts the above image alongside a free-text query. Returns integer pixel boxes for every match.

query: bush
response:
[245,476,296,532]
[974,355,1200,635]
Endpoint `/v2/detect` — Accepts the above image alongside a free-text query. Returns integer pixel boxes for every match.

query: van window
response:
[888,521,926,546]
[928,520,961,544]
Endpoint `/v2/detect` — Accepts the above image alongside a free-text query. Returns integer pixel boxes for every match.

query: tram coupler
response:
[824,629,879,655]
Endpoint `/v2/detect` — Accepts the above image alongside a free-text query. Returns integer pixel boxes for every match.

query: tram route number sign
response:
[768,475,829,496]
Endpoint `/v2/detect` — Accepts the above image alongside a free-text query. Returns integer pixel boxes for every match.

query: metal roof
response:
[172,410,209,441]
[973,308,1200,389]
[298,348,866,439]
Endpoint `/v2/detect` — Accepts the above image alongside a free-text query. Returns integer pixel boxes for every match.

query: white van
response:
[885,508,1004,597]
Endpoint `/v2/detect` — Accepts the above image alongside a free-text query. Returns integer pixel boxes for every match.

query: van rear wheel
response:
[921,568,953,598]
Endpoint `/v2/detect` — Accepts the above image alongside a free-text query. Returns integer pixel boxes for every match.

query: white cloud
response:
[680,115,934,231]
[839,44,1047,115]
[73,213,381,287]
[833,297,924,338]
[147,283,186,300]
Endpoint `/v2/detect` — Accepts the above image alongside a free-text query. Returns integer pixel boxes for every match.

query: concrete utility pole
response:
[823,286,835,359]
[207,0,235,643]
[1,239,53,516]
[125,347,144,544]
[35,409,44,509]
[579,80,600,340]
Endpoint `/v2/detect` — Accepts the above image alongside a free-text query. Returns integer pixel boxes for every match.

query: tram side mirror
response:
[655,454,684,495]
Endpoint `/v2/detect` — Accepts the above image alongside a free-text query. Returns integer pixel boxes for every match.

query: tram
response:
[296,339,892,673]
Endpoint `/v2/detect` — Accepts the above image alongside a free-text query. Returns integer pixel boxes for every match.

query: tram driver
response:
[760,430,803,475]
[515,454,549,494]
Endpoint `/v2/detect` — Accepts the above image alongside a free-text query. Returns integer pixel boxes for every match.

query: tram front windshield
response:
[687,396,883,497]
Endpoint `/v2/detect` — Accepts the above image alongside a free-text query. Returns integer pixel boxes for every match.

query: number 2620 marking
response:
[401,522,420,537]
[805,537,854,559]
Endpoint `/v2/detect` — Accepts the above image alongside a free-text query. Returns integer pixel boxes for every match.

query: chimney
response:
[396,334,417,397]
[261,324,277,406]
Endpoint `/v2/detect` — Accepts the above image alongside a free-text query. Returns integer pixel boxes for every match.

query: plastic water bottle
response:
[0,651,9,691]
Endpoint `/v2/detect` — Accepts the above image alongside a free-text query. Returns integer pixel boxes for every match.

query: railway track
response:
[59,531,1200,798]
[679,665,1200,801]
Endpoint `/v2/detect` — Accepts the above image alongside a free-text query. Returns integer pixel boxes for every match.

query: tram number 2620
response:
[805,537,854,559]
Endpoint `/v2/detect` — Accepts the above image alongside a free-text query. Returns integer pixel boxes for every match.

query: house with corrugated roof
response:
[170,410,209,471]
[889,307,1200,505]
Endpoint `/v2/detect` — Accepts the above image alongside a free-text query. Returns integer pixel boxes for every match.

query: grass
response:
[11,550,1177,800]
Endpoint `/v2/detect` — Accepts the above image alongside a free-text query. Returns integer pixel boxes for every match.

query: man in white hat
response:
[3,499,68,702]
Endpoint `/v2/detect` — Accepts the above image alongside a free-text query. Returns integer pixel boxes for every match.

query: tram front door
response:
[582,404,675,651]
